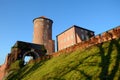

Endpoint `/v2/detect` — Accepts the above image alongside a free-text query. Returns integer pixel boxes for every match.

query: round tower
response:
[33,16,54,54]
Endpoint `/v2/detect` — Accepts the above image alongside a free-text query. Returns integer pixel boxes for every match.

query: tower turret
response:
[33,16,55,54]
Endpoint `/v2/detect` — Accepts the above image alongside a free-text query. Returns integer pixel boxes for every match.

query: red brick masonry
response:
[0,25,120,80]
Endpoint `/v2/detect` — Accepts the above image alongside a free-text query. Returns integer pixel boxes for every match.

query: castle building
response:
[56,25,94,51]
[33,16,55,54]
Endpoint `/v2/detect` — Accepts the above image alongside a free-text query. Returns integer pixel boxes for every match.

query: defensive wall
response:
[51,26,120,57]
[0,25,120,80]
[0,55,9,80]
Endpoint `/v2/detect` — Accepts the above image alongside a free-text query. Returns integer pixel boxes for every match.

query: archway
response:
[24,56,33,65]
[22,51,40,65]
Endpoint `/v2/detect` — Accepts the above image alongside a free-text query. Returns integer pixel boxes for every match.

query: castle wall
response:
[57,27,76,51]
[0,55,9,80]
[52,26,120,57]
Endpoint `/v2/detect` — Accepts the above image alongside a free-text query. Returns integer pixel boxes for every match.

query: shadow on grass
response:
[7,60,47,80]
[7,39,120,80]
[20,60,47,79]
[99,39,120,80]
[108,39,120,80]
[54,52,92,80]
[42,50,92,80]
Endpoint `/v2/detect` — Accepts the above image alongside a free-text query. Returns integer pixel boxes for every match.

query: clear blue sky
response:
[0,0,120,65]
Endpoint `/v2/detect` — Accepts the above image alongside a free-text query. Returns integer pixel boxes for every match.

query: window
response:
[90,32,94,36]
[72,41,75,45]
[85,30,88,34]
[64,38,66,42]
[86,35,89,40]
[81,29,84,32]
[61,40,62,43]
[67,37,69,41]
[71,35,74,39]
[81,34,85,40]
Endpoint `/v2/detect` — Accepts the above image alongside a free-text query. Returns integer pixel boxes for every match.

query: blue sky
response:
[0,0,120,65]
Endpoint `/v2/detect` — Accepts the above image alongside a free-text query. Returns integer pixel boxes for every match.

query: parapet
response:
[33,16,53,23]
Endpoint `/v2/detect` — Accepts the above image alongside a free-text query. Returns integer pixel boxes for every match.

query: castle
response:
[3,16,55,68]
[0,16,120,80]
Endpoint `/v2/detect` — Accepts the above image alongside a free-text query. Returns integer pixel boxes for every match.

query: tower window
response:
[81,29,84,32]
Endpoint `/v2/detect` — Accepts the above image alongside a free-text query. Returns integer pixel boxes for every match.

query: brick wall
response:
[33,16,55,54]
[52,26,120,57]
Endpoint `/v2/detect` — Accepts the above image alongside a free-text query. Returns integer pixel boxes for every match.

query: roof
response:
[33,16,53,23]
[12,41,45,50]
[56,25,94,37]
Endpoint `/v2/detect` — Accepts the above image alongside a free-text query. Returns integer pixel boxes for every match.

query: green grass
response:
[5,38,120,80]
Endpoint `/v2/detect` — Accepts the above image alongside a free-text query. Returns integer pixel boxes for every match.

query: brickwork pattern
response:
[57,25,94,51]
[33,16,55,54]
[52,26,120,57]
[0,20,119,80]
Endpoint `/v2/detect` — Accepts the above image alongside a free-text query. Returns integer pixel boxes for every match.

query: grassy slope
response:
[6,38,120,80]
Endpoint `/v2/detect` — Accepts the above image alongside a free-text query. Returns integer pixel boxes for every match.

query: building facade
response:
[56,25,94,51]
[33,16,55,54]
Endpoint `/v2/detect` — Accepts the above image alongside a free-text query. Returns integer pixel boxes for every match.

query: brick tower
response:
[33,16,55,54]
